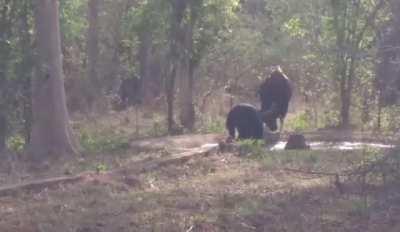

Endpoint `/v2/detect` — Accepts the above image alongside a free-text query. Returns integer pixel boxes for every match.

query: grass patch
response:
[285,111,312,131]
[199,117,225,134]
[238,139,266,156]
[252,148,385,173]
[79,129,130,154]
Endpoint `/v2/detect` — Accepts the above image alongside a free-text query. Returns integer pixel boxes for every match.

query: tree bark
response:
[28,0,78,162]
[18,1,33,144]
[0,113,6,152]
[178,4,197,131]
[87,0,99,107]
[333,0,384,128]
[138,30,152,102]
[179,59,196,131]
[166,61,178,133]
[165,0,187,134]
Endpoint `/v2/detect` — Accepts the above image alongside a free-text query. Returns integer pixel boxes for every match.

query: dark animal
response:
[258,67,292,132]
[118,75,141,109]
[226,103,264,141]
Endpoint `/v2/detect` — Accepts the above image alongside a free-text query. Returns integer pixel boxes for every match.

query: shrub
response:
[6,135,25,153]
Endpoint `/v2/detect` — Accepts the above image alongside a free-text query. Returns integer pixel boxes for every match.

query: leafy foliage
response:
[6,134,25,153]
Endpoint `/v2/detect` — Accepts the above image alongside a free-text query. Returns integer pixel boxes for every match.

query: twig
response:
[283,168,339,176]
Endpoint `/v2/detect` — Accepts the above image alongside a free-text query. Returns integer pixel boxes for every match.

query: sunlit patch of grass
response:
[238,139,265,156]
[285,111,312,132]
[252,148,386,173]
[251,150,322,170]
[79,128,130,154]
[199,117,225,134]
[346,198,371,217]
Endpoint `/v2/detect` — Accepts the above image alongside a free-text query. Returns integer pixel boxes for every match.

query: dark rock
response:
[123,176,142,188]
[285,134,310,150]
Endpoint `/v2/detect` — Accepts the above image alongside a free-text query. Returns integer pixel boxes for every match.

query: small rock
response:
[123,176,142,188]
[285,134,310,150]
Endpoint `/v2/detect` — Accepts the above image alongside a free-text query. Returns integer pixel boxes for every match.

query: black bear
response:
[258,67,292,132]
[118,75,142,109]
[226,103,264,141]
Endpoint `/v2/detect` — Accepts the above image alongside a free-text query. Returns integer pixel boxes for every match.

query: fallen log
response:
[0,174,85,197]
[113,143,219,176]
[0,143,220,198]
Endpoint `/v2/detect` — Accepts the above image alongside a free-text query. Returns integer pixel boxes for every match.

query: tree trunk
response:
[0,113,6,152]
[339,84,351,128]
[178,4,197,131]
[18,1,33,144]
[138,30,152,102]
[87,0,99,108]
[166,61,177,133]
[28,0,78,162]
[179,60,196,131]
[339,57,356,129]
[166,0,187,134]
[338,61,350,128]
[377,93,382,130]
[392,0,400,24]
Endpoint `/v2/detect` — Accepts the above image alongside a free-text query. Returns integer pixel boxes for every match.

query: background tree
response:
[0,0,34,150]
[330,0,386,128]
[177,0,239,131]
[86,0,100,109]
[28,0,77,162]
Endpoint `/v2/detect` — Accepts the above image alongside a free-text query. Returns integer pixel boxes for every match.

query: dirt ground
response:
[0,109,398,232]
[0,130,399,232]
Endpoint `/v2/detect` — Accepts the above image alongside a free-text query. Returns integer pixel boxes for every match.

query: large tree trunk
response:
[166,61,178,133]
[138,30,152,103]
[28,0,78,162]
[18,1,33,144]
[87,0,99,108]
[165,0,187,134]
[339,58,356,129]
[179,61,196,131]
[0,113,6,152]
[392,0,400,25]
[178,58,196,131]
[337,58,350,128]
[178,5,197,131]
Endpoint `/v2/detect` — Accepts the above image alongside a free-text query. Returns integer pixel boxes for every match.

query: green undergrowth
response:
[241,141,385,173]
[199,117,225,134]
[79,128,130,154]
[6,134,25,153]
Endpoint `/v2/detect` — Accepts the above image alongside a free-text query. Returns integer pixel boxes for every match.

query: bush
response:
[6,135,25,153]
[95,163,108,173]
[285,111,311,131]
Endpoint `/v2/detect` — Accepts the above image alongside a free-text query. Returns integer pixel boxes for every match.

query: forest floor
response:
[0,111,399,231]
